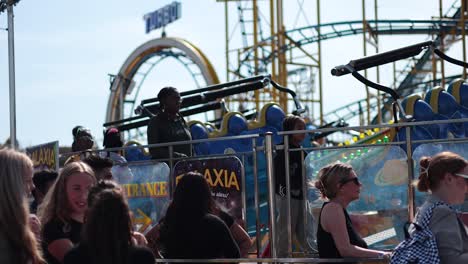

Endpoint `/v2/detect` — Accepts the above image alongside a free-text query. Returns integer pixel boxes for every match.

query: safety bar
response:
[104,101,225,130]
[331,40,468,91]
[330,40,468,122]
[134,79,266,119]
[140,75,267,105]
[270,79,305,115]
[105,75,306,130]
[331,41,433,76]
[139,75,304,113]
[433,48,468,68]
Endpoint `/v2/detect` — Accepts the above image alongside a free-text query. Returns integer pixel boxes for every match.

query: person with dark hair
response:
[274,115,315,256]
[64,186,154,264]
[314,162,390,261]
[101,127,133,183]
[85,180,149,247]
[411,151,468,263]
[86,180,121,208]
[146,183,251,257]
[102,127,125,162]
[65,126,95,165]
[30,170,58,214]
[158,172,240,260]
[103,127,123,150]
[147,87,192,160]
[71,126,94,153]
[82,155,114,181]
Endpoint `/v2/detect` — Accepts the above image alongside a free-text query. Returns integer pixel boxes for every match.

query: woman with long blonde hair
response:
[38,161,96,264]
[0,148,44,264]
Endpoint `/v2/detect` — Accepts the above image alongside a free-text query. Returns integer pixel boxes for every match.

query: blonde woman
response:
[314,162,390,262]
[0,148,44,264]
[38,161,96,264]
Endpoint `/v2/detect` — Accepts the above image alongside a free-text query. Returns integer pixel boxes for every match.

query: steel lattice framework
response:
[222,0,468,127]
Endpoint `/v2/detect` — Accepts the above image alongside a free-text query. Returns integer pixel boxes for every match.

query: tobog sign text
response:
[144,1,181,34]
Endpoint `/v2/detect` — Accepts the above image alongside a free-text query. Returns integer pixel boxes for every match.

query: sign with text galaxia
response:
[143,1,181,34]
[173,156,244,221]
[26,141,59,172]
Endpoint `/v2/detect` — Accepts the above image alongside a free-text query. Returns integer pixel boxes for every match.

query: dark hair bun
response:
[314,180,324,193]
[417,156,431,192]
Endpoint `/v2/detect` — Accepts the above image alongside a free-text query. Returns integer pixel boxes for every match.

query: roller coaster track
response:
[233,2,466,126]
[237,19,468,75]
[235,1,268,76]
[235,17,468,125]
[374,3,463,123]
[320,97,379,125]
[395,1,461,95]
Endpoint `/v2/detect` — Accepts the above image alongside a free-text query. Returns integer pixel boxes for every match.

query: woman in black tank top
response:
[314,162,390,261]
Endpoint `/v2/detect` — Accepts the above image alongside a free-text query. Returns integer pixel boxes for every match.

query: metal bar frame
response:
[59,118,468,262]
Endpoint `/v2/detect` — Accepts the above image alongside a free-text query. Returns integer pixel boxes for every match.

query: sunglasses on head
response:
[340,177,361,186]
[454,173,468,182]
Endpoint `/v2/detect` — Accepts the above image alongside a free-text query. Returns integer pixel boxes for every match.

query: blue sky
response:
[0,0,463,148]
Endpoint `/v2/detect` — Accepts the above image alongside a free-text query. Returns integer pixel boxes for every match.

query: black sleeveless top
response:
[317,202,367,260]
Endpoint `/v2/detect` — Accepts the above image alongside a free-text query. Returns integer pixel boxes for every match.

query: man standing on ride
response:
[147,87,192,160]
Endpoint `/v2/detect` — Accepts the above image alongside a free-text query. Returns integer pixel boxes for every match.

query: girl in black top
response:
[314,162,390,261]
[64,185,154,264]
[38,162,96,264]
[158,172,240,260]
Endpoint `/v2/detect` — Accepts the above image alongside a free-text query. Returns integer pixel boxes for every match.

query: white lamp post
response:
[1,0,20,149]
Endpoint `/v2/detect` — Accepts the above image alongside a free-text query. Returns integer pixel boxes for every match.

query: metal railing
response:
[60,118,468,262]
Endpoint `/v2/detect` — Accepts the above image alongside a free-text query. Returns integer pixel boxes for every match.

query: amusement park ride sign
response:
[143,1,181,34]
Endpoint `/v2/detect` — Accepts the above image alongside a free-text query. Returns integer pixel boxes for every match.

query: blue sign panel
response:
[143,1,181,34]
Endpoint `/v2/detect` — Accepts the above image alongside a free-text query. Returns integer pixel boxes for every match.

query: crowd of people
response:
[0,148,246,264]
[0,86,467,264]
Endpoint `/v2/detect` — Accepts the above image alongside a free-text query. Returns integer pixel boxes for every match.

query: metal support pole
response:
[301,149,308,255]
[440,32,446,87]
[276,0,287,112]
[462,0,467,79]
[253,0,260,111]
[317,0,324,125]
[225,0,229,82]
[283,136,292,257]
[119,83,125,121]
[252,138,261,258]
[439,0,445,87]
[405,127,415,221]
[374,0,382,124]
[7,3,17,149]
[270,0,277,102]
[362,0,370,124]
[169,145,174,198]
[265,132,277,258]
[241,154,247,225]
